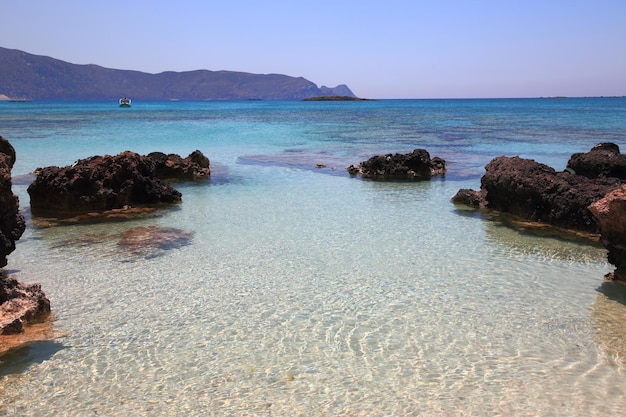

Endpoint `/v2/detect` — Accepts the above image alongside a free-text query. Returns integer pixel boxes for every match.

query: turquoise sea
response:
[1,98,626,416]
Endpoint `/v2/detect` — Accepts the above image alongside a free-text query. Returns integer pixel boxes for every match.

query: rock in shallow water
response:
[0,271,50,335]
[347,149,446,180]
[27,150,211,219]
[0,136,25,268]
[452,143,626,281]
[452,153,620,233]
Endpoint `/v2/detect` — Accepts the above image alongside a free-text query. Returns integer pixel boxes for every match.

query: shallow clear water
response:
[1,98,626,416]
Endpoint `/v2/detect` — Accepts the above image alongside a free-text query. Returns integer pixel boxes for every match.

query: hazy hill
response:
[0,47,355,101]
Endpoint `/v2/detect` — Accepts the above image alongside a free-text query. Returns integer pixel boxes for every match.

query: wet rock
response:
[0,136,50,341]
[0,136,25,268]
[27,151,189,218]
[589,186,626,281]
[567,143,626,180]
[450,188,486,208]
[451,155,620,233]
[148,150,210,180]
[347,149,446,180]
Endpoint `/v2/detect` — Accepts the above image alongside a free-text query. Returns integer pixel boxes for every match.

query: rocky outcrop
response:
[0,136,50,337]
[0,136,25,268]
[27,150,210,219]
[148,150,210,180]
[452,152,621,233]
[589,186,626,281]
[347,149,446,180]
[1,271,50,335]
[567,142,626,180]
[452,143,626,280]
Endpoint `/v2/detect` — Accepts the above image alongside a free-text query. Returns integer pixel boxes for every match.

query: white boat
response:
[119,97,131,108]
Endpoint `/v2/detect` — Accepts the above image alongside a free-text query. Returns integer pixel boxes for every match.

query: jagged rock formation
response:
[566,142,626,180]
[346,149,446,180]
[452,143,626,280]
[0,135,50,337]
[27,150,210,219]
[148,150,210,180]
[451,154,620,233]
[0,46,356,101]
[0,136,25,268]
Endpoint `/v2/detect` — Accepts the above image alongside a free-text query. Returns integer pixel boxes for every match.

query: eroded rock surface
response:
[0,135,50,337]
[452,154,620,233]
[0,272,50,335]
[452,143,626,280]
[0,136,25,268]
[567,142,626,180]
[27,150,210,220]
[347,149,446,180]
[148,150,210,180]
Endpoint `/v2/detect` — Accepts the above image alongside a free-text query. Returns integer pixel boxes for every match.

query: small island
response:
[303,96,371,101]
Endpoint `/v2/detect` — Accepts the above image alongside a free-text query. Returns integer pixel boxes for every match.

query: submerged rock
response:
[118,226,193,259]
[347,149,446,180]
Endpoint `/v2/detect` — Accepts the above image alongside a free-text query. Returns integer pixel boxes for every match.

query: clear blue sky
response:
[2,0,625,99]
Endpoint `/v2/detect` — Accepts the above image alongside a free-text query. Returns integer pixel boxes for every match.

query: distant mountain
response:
[0,47,355,101]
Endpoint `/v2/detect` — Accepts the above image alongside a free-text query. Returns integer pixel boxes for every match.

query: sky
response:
[1,0,625,99]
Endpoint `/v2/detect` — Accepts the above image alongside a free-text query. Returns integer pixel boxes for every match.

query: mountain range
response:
[0,47,355,101]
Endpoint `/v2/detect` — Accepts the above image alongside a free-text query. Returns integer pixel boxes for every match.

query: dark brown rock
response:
[567,143,626,180]
[147,150,211,180]
[589,186,626,281]
[0,136,50,340]
[0,135,25,268]
[451,188,486,207]
[347,149,446,180]
[453,155,620,233]
[27,151,186,218]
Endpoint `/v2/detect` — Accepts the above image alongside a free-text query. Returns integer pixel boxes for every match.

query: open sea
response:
[1,98,626,416]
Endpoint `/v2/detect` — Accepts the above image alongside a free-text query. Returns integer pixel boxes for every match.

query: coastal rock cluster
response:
[27,150,210,219]
[347,149,446,179]
[452,155,620,232]
[0,136,50,336]
[452,143,626,280]
[567,142,626,180]
[0,136,25,268]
